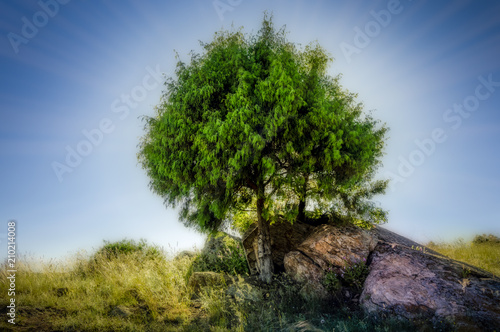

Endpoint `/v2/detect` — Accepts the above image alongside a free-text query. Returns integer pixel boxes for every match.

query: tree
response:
[138,14,388,283]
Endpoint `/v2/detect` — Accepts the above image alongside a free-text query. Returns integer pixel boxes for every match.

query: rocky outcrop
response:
[244,221,500,329]
[242,221,315,275]
[361,227,500,331]
[283,251,324,284]
[284,224,377,284]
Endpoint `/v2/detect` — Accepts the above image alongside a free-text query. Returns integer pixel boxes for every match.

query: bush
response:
[190,232,249,277]
[322,258,370,293]
[76,239,165,277]
[323,268,342,293]
[340,258,370,290]
[472,233,500,245]
[94,238,164,261]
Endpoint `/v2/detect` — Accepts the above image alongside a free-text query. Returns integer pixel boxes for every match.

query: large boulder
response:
[246,220,500,329]
[361,227,500,331]
[284,224,377,284]
[283,251,323,284]
[283,224,500,329]
[242,221,315,275]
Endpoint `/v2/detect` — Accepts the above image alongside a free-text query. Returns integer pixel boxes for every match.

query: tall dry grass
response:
[426,236,500,277]
[1,249,195,331]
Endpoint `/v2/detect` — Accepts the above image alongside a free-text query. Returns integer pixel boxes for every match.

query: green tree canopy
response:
[138,15,388,282]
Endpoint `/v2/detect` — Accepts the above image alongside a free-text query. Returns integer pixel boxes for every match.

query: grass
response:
[1,248,194,331]
[426,236,500,277]
[2,234,498,331]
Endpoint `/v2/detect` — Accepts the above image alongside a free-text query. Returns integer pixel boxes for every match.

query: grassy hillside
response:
[1,241,194,331]
[2,234,498,331]
[426,234,500,277]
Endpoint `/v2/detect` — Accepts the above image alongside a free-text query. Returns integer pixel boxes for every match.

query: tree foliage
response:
[138,14,388,281]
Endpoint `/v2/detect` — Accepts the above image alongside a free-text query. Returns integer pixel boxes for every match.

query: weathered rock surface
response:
[245,221,500,329]
[284,224,377,284]
[242,221,315,275]
[361,227,500,331]
[283,251,324,284]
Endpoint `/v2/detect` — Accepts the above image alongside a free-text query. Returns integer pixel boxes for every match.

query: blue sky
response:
[1,0,499,261]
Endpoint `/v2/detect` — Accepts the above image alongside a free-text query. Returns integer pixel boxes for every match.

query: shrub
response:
[472,233,500,245]
[459,265,472,279]
[266,273,307,315]
[323,267,342,293]
[190,232,249,277]
[94,238,164,261]
[322,258,370,294]
[75,239,165,277]
[340,257,370,290]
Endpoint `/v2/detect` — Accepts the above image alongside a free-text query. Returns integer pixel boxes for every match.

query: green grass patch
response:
[188,232,249,279]
[1,241,193,331]
[426,234,500,277]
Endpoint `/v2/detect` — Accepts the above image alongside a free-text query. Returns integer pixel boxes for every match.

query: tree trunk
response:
[297,173,309,222]
[256,195,273,283]
[298,199,306,222]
